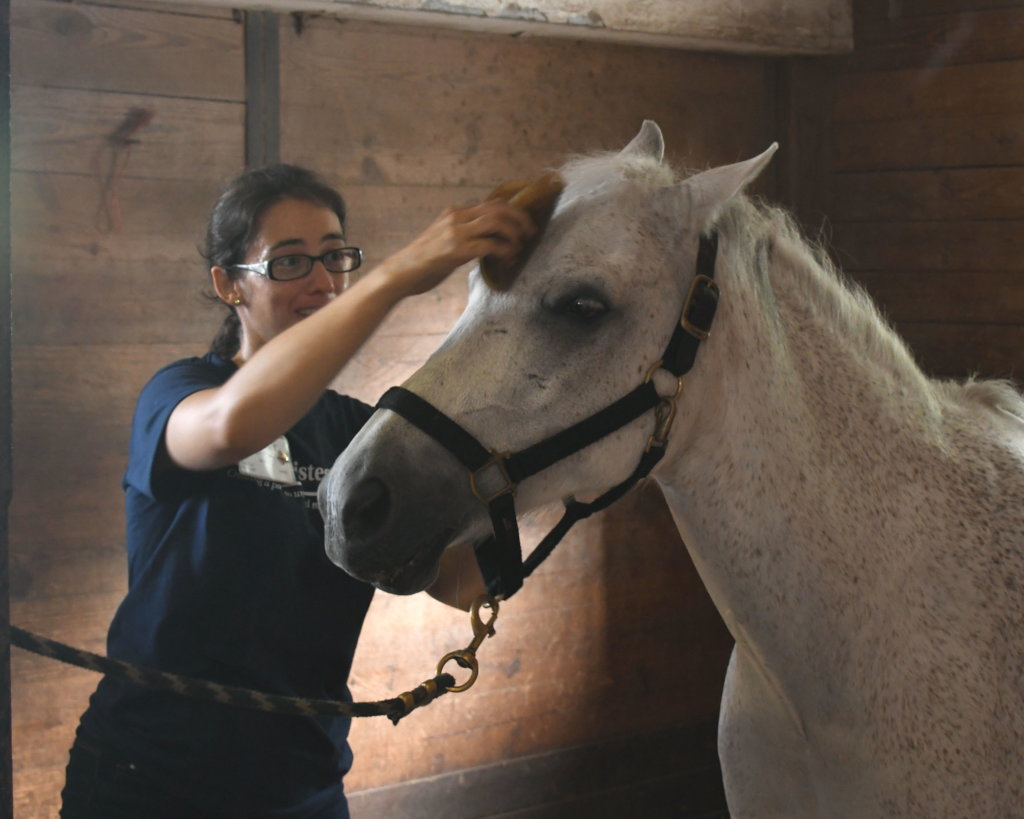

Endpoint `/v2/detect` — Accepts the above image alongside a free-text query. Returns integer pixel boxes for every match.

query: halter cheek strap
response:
[376,230,720,599]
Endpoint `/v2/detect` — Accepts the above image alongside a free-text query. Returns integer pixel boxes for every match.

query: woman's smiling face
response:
[233,196,348,355]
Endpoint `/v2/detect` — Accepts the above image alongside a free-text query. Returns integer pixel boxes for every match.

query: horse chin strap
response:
[376,231,720,600]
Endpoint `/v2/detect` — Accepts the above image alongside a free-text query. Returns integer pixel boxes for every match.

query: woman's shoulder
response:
[143,352,233,393]
[321,390,375,428]
[133,353,235,421]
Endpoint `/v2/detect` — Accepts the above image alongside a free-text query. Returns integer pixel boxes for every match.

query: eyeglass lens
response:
[270,248,361,280]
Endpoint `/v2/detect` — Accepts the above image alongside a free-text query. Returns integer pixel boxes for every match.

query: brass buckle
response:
[680,274,718,340]
[469,453,515,504]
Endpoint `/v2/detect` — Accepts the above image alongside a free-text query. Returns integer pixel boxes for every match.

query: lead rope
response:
[10,594,498,725]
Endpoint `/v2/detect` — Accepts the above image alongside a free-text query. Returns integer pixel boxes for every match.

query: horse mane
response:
[715,196,1024,427]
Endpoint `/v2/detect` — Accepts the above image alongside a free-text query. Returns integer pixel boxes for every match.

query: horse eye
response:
[569,296,606,317]
[564,296,607,320]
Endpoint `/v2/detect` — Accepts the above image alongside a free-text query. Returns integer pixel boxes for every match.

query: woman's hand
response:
[374,200,536,297]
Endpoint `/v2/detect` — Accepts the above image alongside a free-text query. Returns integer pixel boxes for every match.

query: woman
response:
[60,165,534,818]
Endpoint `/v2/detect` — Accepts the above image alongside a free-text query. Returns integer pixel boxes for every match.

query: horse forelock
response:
[557,149,678,207]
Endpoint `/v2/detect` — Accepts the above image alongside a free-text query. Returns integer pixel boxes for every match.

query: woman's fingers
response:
[373,200,537,297]
[444,200,536,262]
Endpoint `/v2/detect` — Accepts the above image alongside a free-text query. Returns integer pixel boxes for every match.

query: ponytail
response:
[209,309,241,360]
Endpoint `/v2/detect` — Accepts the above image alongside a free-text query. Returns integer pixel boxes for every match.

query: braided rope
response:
[10,626,455,725]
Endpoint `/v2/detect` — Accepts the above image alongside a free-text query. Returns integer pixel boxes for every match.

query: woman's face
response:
[232,196,348,355]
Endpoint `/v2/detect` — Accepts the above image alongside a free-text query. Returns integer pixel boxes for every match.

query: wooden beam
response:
[244,9,279,167]
[1,0,14,812]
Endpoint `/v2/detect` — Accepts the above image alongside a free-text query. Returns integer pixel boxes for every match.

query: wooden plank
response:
[13,255,226,347]
[11,172,235,346]
[11,86,244,180]
[347,720,724,819]
[1,0,12,810]
[856,0,1024,21]
[280,17,776,189]
[830,167,1024,222]
[11,170,234,266]
[10,0,244,100]
[12,766,71,819]
[775,57,836,230]
[830,220,1024,272]
[854,270,1024,324]
[84,0,237,19]
[831,111,1024,171]
[9,482,124,559]
[897,322,1024,379]
[845,6,1024,72]
[10,541,126,603]
[8,344,193,563]
[12,343,189,428]
[833,60,1024,123]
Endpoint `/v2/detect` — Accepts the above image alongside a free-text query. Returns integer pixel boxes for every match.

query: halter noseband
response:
[376,231,720,599]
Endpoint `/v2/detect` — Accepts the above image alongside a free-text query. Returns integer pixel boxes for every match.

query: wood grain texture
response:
[11,0,244,100]
[347,720,726,818]
[832,111,1024,171]
[831,220,1024,272]
[855,270,1024,325]
[10,171,232,346]
[830,167,1024,222]
[856,0,1024,22]
[895,321,1024,378]
[12,86,244,179]
[833,60,1024,123]
[9,4,248,816]
[815,2,1024,381]
[845,5,1024,72]
[280,17,778,189]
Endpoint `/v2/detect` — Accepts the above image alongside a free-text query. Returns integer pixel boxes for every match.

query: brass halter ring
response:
[436,594,499,693]
[644,360,685,450]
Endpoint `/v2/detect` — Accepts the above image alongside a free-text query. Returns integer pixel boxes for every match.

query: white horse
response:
[320,122,1024,817]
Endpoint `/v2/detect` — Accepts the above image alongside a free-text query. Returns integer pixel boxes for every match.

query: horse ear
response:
[619,120,665,163]
[683,143,779,231]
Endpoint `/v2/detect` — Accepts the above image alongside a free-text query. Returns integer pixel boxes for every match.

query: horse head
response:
[320,122,775,594]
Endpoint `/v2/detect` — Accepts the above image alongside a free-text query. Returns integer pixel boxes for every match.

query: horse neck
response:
[655,204,947,679]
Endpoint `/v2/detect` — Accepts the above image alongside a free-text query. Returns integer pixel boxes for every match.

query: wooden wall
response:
[8,1,244,814]
[790,0,1024,379]
[7,2,776,815]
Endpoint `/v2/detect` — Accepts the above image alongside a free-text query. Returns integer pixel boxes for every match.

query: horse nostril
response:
[341,477,391,539]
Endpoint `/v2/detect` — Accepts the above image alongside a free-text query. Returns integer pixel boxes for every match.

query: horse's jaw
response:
[319,411,488,594]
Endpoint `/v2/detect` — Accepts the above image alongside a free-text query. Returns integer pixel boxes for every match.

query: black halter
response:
[376,231,720,599]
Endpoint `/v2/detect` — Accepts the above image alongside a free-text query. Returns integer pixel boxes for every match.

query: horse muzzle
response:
[319,414,483,594]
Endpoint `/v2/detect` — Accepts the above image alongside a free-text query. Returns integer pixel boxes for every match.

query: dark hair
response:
[202,164,347,359]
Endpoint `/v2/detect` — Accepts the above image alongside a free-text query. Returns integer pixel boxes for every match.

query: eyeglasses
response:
[231,247,363,282]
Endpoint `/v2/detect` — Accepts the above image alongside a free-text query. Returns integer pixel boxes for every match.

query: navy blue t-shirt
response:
[81,353,375,816]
